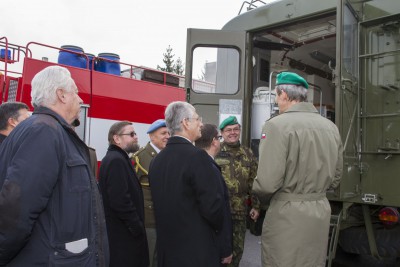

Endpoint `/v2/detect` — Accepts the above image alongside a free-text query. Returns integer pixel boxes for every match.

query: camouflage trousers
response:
[227,219,246,267]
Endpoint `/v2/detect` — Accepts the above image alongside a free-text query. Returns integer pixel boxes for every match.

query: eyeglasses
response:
[215,135,223,140]
[119,131,137,137]
[223,127,240,133]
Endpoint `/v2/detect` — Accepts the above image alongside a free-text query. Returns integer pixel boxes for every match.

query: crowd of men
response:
[0,66,343,267]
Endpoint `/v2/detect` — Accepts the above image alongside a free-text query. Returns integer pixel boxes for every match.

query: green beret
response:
[219,116,239,130]
[276,72,308,89]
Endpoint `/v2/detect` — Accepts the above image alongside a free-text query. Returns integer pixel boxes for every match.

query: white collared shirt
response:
[150,142,161,153]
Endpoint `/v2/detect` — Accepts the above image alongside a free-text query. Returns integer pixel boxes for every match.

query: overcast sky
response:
[1,0,267,72]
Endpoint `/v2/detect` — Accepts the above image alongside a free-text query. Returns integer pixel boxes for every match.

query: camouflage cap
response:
[276,71,309,89]
[219,116,239,130]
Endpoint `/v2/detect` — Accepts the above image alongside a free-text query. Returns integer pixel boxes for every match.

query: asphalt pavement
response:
[240,230,262,267]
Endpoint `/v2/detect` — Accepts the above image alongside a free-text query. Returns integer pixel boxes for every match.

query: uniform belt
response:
[273,192,326,201]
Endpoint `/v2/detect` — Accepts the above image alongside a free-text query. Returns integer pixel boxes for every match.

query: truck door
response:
[333,0,361,202]
[185,29,249,143]
[336,0,400,206]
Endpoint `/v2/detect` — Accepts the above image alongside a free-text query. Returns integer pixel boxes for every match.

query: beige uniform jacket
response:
[253,102,343,267]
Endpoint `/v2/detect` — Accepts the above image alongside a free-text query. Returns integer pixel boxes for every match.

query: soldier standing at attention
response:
[133,119,170,267]
[215,116,260,267]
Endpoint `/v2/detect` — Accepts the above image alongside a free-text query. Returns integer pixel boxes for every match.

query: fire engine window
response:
[192,47,239,94]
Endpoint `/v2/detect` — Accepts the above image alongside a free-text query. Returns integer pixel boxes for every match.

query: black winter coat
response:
[0,107,109,266]
[99,144,149,267]
[149,136,224,267]
[210,159,233,260]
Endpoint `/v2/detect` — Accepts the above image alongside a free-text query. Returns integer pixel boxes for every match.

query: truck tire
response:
[339,225,400,258]
[333,246,398,267]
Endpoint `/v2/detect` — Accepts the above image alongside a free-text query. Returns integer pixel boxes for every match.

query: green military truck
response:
[185,0,400,265]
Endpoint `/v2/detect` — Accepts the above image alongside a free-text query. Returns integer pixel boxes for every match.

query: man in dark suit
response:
[99,121,149,267]
[149,101,224,267]
[195,124,233,266]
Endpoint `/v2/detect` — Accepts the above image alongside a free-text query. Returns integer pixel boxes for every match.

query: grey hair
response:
[165,101,195,136]
[31,66,77,108]
[276,84,308,102]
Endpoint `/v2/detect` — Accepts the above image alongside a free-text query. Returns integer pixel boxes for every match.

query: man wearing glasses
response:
[149,101,224,267]
[195,124,233,266]
[99,121,149,267]
[215,116,260,267]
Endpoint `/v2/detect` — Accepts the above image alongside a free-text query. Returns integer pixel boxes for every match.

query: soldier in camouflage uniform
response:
[132,119,170,267]
[215,116,260,267]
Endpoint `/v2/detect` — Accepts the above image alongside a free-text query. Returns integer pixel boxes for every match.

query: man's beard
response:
[125,142,140,154]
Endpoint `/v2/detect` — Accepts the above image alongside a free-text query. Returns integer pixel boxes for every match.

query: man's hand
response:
[249,208,259,221]
[221,254,233,264]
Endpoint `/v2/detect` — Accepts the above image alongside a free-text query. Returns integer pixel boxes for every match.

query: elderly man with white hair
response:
[149,101,225,267]
[0,66,109,266]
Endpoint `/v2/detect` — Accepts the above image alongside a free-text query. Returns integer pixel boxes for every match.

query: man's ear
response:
[280,90,289,101]
[113,134,120,145]
[181,118,190,131]
[56,89,66,103]
[8,117,17,128]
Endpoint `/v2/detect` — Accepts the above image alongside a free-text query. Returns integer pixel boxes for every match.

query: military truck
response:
[185,0,400,265]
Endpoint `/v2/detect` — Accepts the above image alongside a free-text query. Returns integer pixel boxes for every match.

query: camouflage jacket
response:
[215,142,260,220]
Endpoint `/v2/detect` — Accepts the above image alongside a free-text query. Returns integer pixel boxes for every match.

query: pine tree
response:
[174,57,184,75]
[157,45,175,73]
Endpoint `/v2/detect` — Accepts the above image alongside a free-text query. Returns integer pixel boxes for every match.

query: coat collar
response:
[108,144,130,159]
[167,136,194,146]
[284,102,318,114]
[33,106,71,128]
[33,106,86,147]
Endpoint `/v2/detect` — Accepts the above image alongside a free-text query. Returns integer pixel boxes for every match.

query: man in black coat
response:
[149,101,224,267]
[99,121,149,267]
[195,124,233,266]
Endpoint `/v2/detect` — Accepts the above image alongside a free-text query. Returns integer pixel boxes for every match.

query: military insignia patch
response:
[261,133,266,139]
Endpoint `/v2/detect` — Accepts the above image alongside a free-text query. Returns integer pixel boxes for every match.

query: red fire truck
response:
[0,36,186,161]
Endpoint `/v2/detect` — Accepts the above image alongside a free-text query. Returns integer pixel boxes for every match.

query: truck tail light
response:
[379,207,399,226]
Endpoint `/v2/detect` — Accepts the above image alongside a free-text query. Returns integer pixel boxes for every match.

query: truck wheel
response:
[333,246,397,267]
[339,225,400,258]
